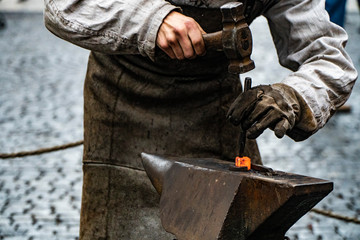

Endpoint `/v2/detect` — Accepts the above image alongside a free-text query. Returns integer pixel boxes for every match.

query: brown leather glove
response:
[227,83,317,141]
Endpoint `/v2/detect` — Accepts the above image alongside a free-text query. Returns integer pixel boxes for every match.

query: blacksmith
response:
[44,0,357,239]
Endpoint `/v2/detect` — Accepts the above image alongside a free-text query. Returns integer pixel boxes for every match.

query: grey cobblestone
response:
[0,11,359,240]
[0,12,86,239]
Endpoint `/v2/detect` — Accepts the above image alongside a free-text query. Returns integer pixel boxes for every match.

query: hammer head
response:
[221,2,255,74]
[141,153,333,240]
[202,2,255,74]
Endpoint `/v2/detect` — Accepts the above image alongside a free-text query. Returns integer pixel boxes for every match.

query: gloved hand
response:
[226,83,317,141]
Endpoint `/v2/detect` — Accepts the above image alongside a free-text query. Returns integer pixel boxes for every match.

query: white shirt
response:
[44,0,357,135]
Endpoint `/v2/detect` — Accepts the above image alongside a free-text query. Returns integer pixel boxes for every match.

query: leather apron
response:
[79,3,272,239]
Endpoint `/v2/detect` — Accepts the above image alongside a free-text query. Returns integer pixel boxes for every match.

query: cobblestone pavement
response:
[0,12,359,240]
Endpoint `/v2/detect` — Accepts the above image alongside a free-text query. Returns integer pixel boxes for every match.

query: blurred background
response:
[0,0,359,239]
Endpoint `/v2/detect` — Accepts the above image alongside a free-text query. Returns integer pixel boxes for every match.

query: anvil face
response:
[141,153,333,240]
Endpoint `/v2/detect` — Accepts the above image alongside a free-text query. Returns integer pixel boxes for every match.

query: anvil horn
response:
[141,153,174,195]
[141,153,333,240]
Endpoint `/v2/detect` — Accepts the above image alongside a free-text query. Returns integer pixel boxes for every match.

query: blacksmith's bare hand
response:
[156,11,206,60]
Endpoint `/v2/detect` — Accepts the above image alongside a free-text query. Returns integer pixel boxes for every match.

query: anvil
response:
[141,153,333,240]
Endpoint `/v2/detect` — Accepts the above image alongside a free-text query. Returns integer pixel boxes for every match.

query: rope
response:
[1,140,360,225]
[311,208,360,224]
[0,140,83,159]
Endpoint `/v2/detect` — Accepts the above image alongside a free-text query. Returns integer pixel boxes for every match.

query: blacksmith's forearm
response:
[44,0,180,59]
[265,0,358,136]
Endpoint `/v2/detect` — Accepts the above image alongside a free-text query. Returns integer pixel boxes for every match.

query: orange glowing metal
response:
[235,156,251,170]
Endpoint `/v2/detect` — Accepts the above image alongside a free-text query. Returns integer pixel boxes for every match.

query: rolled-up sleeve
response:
[44,0,180,60]
[264,0,358,133]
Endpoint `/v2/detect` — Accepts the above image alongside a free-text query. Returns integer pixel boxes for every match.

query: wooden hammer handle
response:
[202,31,223,51]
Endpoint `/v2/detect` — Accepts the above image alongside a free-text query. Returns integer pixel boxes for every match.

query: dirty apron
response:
[80,5,262,240]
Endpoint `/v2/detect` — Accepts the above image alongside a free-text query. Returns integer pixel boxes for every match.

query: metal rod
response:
[238,77,252,157]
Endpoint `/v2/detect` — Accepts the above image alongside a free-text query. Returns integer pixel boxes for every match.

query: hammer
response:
[202,2,255,74]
